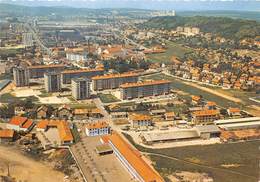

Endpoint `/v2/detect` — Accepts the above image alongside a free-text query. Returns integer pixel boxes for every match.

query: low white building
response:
[85,121,110,136]
[66,51,87,62]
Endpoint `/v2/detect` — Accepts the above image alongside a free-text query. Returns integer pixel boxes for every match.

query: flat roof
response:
[195,125,221,133]
[120,80,171,89]
[142,129,199,142]
[95,144,113,154]
[217,121,260,130]
[92,72,138,80]
[29,64,65,69]
[214,117,260,125]
[62,68,104,74]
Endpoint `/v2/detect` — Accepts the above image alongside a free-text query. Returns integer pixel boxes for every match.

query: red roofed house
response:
[0,129,15,142]
[7,116,34,132]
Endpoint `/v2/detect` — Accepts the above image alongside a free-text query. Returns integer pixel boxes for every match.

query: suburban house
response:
[85,121,110,136]
[0,129,15,142]
[129,113,153,128]
[7,116,34,132]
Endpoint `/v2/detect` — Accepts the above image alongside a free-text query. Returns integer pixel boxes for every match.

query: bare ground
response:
[0,145,65,182]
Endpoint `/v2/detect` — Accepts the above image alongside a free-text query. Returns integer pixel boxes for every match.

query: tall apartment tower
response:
[44,72,61,92]
[71,78,91,100]
[13,67,30,87]
[22,33,33,47]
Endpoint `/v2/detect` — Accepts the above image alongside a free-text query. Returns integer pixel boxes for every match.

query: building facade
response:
[13,67,30,87]
[71,78,91,100]
[85,121,110,136]
[120,80,171,100]
[92,72,139,91]
[29,64,65,78]
[22,33,33,47]
[44,72,61,92]
[61,68,104,84]
[129,113,153,128]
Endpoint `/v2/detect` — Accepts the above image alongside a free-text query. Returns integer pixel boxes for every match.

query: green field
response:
[97,93,120,103]
[147,41,193,63]
[123,133,260,182]
[142,73,241,108]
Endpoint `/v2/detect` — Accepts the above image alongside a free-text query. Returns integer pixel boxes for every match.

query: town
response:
[0,2,259,182]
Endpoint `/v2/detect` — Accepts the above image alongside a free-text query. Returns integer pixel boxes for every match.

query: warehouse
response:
[214,117,260,130]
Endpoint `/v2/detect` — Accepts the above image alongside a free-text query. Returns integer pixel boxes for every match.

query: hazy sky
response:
[1,0,260,11]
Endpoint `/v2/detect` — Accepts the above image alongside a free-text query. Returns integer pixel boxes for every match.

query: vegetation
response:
[123,133,259,182]
[98,93,120,103]
[142,16,260,40]
[147,41,193,63]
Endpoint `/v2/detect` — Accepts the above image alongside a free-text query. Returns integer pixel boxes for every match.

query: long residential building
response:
[61,68,104,84]
[92,72,139,91]
[13,67,30,87]
[120,80,171,100]
[28,64,65,78]
[101,132,164,182]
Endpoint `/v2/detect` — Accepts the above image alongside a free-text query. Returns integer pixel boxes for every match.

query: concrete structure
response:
[92,72,139,91]
[13,67,30,87]
[44,72,61,92]
[214,117,260,130]
[7,116,34,132]
[28,64,65,78]
[22,33,33,47]
[192,109,220,124]
[195,125,221,139]
[61,68,104,84]
[71,78,91,100]
[85,121,110,136]
[101,132,164,182]
[120,80,171,100]
[129,113,153,128]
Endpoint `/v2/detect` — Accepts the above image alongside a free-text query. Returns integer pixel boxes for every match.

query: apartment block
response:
[44,72,61,92]
[85,121,110,136]
[28,64,65,78]
[120,80,171,100]
[192,109,220,124]
[71,78,91,100]
[13,67,30,87]
[61,68,104,84]
[92,72,139,91]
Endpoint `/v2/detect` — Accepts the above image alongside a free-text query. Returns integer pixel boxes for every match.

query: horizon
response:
[1,0,260,11]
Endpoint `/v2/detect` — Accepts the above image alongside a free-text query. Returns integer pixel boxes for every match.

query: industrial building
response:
[120,80,171,100]
[44,72,61,92]
[61,68,104,84]
[28,64,65,78]
[13,67,30,87]
[92,72,139,91]
[101,132,164,182]
[214,117,260,130]
[71,78,91,100]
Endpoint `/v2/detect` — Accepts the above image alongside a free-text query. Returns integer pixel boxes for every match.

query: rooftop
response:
[86,121,109,130]
[36,120,73,142]
[103,132,164,182]
[193,109,219,117]
[0,129,15,138]
[129,113,152,121]
[120,80,171,88]
[29,64,65,69]
[92,72,138,80]
[62,68,104,74]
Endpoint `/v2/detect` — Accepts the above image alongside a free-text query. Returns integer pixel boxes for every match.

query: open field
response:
[97,93,120,103]
[0,145,65,182]
[123,133,260,182]
[147,41,193,63]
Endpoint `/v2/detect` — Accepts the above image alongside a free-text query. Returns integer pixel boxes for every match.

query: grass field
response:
[142,73,241,108]
[147,41,193,63]
[123,133,260,182]
[98,93,120,103]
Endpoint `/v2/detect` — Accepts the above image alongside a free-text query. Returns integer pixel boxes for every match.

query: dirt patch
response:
[0,145,65,182]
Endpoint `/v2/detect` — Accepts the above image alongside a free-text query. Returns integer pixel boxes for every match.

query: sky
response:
[0,0,260,11]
